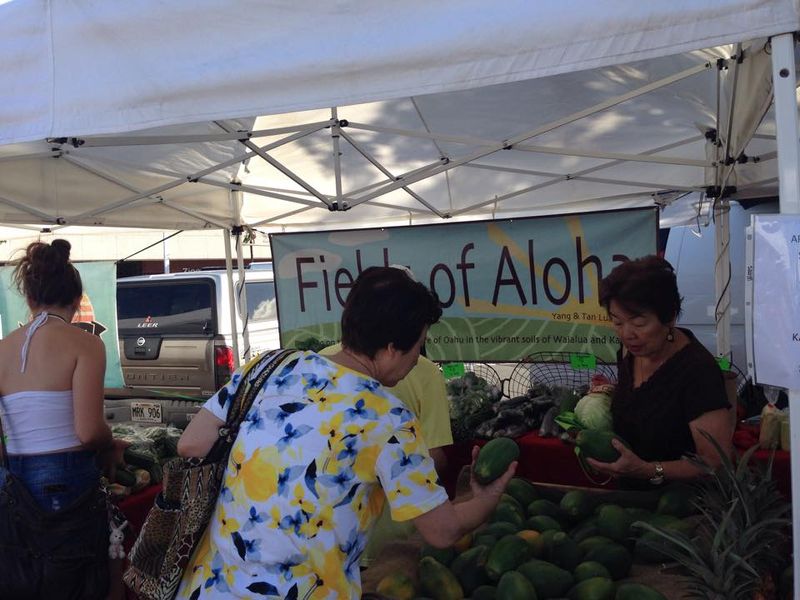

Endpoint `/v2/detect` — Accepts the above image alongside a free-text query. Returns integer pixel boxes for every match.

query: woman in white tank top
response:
[0,239,124,600]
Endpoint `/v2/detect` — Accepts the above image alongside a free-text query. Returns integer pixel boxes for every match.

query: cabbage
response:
[574,391,613,431]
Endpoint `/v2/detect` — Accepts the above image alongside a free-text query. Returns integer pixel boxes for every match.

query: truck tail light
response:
[214,346,235,388]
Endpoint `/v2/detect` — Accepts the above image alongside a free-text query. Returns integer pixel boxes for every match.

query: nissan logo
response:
[136,337,146,347]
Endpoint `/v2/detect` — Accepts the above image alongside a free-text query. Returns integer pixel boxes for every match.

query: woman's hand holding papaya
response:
[586,438,652,479]
[468,445,518,501]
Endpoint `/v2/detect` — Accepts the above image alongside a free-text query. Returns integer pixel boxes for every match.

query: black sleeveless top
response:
[612,328,729,467]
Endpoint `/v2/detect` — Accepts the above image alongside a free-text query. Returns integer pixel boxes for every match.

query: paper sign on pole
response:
[751,214,800,388]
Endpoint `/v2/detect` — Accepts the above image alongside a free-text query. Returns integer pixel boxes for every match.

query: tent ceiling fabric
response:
[0,1,797,231]
[3,0,798,145]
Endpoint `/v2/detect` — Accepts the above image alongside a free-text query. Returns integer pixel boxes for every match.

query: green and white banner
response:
[0,261,124,387]
[271,208,657,361]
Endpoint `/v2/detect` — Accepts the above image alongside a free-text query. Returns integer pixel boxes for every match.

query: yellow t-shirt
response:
[320,344,452,449]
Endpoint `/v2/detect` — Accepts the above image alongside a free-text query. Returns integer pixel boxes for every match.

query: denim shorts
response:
[0,450,99,512]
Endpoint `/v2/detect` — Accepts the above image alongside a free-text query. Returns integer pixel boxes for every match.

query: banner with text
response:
[271,208,657,361]
[0,261,124,387]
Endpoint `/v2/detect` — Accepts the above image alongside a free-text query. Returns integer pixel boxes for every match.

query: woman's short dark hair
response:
[599,255,682,324]
[13,239,82,308]
[341,266,442,358]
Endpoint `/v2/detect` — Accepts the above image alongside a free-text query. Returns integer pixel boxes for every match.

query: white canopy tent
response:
[2,0,800,572]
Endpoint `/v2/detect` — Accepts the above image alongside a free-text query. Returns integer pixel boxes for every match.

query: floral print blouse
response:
[176,351,448,599]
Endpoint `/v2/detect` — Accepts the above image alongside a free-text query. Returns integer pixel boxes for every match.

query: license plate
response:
[130,401,162,423]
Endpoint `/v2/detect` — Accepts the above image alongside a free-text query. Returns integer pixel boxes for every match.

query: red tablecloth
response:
[441,432,612,497]
[442,431,792,498]
[117,484,161,600]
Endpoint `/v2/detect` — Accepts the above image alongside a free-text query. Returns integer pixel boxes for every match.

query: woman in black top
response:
[586,255,733,487]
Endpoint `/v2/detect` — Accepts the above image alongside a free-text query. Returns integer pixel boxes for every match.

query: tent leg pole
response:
[223,228,240,368]
[713,199,731,360]
[771,32,800,585]
[235,228,251,362]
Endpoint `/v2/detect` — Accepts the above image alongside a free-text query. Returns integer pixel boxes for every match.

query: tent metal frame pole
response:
[348,121,710,168]
[215,121,333,208]
[346,124,711,168]
[453,135,704,215]
[770,31,800,585]
[63,155,142,193]
[343,62,712,207]
[0,194,58,222]
[222,227,240,368]
[0,151,61,162]
[331,108,344,204]
[75,121,335,147]
[712,49,736,361]
[67,124,320,223]
[463,162,701,192]
[232,185,251,362]
[159,200,230,229]
[67,149,258,222]
[200,179,326,208]
[338,129,446,217]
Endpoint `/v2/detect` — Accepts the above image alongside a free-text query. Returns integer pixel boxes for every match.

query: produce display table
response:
[441,433,612,498]
[442,429,792,499]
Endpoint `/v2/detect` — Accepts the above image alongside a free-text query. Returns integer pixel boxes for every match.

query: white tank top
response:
[0,312,81,454]
[0,390,80,454]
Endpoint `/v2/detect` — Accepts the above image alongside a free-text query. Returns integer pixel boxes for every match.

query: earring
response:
[666,327,675,343]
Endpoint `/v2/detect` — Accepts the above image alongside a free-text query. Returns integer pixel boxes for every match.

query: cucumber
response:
[473,437,519,484]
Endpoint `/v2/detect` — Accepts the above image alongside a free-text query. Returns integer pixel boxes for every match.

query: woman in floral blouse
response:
[175,266,516,600]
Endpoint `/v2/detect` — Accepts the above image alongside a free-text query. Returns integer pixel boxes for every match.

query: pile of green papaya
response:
[106,424,183,497]
[377,475,698,600]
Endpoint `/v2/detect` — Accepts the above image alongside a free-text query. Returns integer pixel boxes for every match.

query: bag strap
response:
[204,348,296,464]
[0,408,8,470]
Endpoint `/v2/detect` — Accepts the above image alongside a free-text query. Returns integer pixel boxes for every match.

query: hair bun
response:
[50,239,72,261]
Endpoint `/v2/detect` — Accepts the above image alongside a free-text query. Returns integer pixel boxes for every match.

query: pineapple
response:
[634,431,791,600]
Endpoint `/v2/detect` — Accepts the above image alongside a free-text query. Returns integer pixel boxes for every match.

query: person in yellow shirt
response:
[319,342,453,566]
[319,343,452,472]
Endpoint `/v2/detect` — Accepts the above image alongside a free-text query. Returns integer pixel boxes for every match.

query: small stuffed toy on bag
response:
[109,520,128,559]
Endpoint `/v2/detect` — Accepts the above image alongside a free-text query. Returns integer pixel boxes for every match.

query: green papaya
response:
[582,543,632,580]
[576,430,626,462]
[526,515,562,533]
[568,515,600,543]
[418,556,464,600]
[496,571,537,600]
[490,501,525,528]
[576,535,614,554]
[595,505,634,543]
[481,521,518,537]
[527,498,564,521]
[470,585,497,600]
[560,490,593,522]
[517,559,573,598]
[485,534,531,581]
[473,438,519,484]
[566,576,615,600]
[420,544,456,567]
[549,532,582,572]
[505,477,538,507]
[573,561,611,582]
[376,573,416,600]
[449,545,489,595]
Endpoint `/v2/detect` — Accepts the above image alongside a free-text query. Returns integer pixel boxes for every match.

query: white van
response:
[111,268,280,399]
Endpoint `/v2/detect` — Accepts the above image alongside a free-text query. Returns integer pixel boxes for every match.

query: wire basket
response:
[465,363,502,390]
[507,351,617,398]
